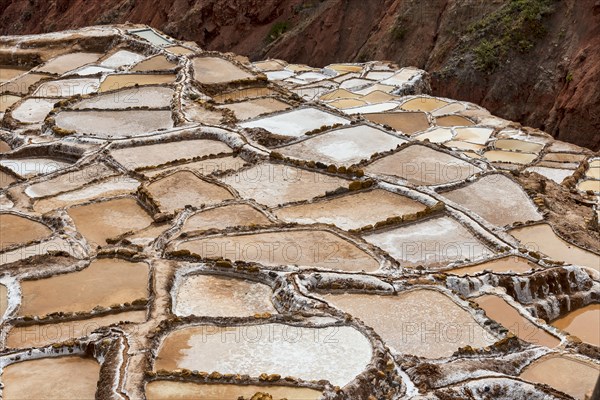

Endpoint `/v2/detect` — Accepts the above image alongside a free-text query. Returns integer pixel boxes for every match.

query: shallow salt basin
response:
[19,258,149,316]
[363,111,430,135]
[435,115,474,127]
[320,88,362,101]
[74,86,174,109]
[68,197,153,246]
[453,127,494,145]
[520,355,600,400]
[363,216,493,268]
[275,189,426,231]
[577,179,600,193]
[509,224,600,272]
[11,98,56,123]
[174,274,276,317]
[182,203,271,232]
[145,381,322,400]
[131,55,177,72]
[447,256,538,276]
[7,310,146,348]
[0,213,52,251]
[322,289,495,358]
[110,139,231,170]
[542,152,587,163]
[278,125,406,166]
[441,174,542,226]
[54,110,174,138]
[32,77,99,97]
[99,73,177,92]
[25,164,116,198]
[0,66,28,83]
[213,87,277,102]
[240,107,350,137]
[147,171,233,213]
[475,294,559,348]
[129,28,173,46]
[0,73,48,95]
[252,59,286,71]
[552,304,600,347]
[365,144,481,186]
[0,157,71,177]
[2,357,100,400]
[0,140,11,153]
[100,50,145,68]
[495,139,545,153]
[326,98,367,109]
[401,97,449,112]
[0,283,7,317]
[155,323,372,387]
[165,45,195,55]
[35,52,102,75]
[586,167,600,180]
[444,140,484,151]
[70,65,113,76]
[0,94,21,112]
[266,70,295,80]
[142,156,245,178]
[524,166,574,184]
[0,237,80,265]
[193,57,254,84]
[218,97,291,120]
[178,229,379,272]
[33,177,140,213]
[342,102,399,115]
[414,127,454,143]
[361,90,398,103]
[483,150,537,165]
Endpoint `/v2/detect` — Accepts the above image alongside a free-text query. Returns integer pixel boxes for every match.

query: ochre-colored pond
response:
[552,304,600,347]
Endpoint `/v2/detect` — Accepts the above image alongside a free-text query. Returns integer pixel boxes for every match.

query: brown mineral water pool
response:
[19,258,149,316]
[520,355,600,399]
[483,150,537,165]
[447,256,538,276]
[146,171,234,213]
[435,115,474,127]
[363,111,430,135]
[213,87,277,103]
[7,310,146,348]
[68,197,153,246]
[0,94,21,112]
[577,179,600,193]
[2,356,100,400]
[218,97,291,120]
[322,289,496,358]
[441,174,542,226]
[145,381,323,400]
[182,203,271,233]
[542,153,587,163]
[0,140,11,153]
[0,214,51,251]
[274,189,426,231]
[143,156,245,179]
[401,97,449,112]
[25,164,116,198]
[154,323,372,387]
[193,57,254,84]
[178,229,379,272]
[36,52,102,74]
[509,224,600,272]
[0,170,16,188]
[0,73,48,95]
[475,294,559,347]
[99,74,177,92]
[0,66,29,83]
[131,55,177,72]
[494,139,545,153]
[220,163,349,207]
[165,45,195,55]
[74,86,174,110]
[174,274,276,317]
[0,283,7,317]
[552,304,600,347]
[365,144,481,186]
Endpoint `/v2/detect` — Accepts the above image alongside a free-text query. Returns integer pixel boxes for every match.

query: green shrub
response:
[266,21,290,44]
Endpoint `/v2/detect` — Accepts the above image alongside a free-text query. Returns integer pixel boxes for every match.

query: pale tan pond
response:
[36,52,102,74]
[275,189,426,230]
[363,111,430,135]
[74,86,174,110]
[3,356,100,400]
[193,57,254,84]
[401,97,449,112]
[510,224,600,272]
[552,304,600,347]
[178,229,379,272]
[19,258,149,316]
[0,214,52,251]
[483,150,537,165]
[99,74,176,92]
[520,355,600,399]
[182,203,271,232]
[218,97,291,120]
[0,66,28,83]
[447,256,537,276]
[435,115,474,127]
[25,163,116,198]
[155,323,372,387]
[0,283,7,317]
[131,55,177,71]
[0,73,48,95]
[174,274,276,317]
[146,381,322,400]
[213,87,277,103]
[475,295,559,348]
[0,94,21,112]
[323,289,495,358]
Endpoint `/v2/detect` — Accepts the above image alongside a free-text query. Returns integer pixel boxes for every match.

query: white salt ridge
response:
[67,66,114,76]
[342,102,399,115]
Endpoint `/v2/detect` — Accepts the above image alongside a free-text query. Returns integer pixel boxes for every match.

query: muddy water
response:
[363,111,430,135]
[495,139,544,153]
[441,174,542,226]
[174,274,276,317]
[509,224,600,272]
[415,127,454,143]
[68,197,153,246]
[155,323,372,387]
[147,171,233,213]
[279,125,406,166]
[0,214,51,251]
[146,381,322,400]
[19,258,149,316]
[7,310,146,348]
[74,86,174,110]
[483,150,537,165]
[0,283,7,317]
[366,144,481,185]
[178,229,379,272]
[577,179,600,193]
[275,189,426,231]
[36,52,102,74]
[0,73,48,95]
[475,295,559,347]
[193,57,254,84]
[99,74,176,92]
[220,163,349,207]
[218,97,290,120]
[131,55,177,72]
[448,256,537,275]
[0,94,21,112]
[520,355,600,399]
[182,204,271,232]
[401,97,449,112]
[2,356,100,400]
[435,115,474,127]
[213,87,277,103]
[0,66,28,83]
[323,290,495,358]
[552,304,600,347]
[364,216,493,268]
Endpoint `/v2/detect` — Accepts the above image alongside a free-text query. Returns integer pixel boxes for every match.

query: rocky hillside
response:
[1,0,598,150]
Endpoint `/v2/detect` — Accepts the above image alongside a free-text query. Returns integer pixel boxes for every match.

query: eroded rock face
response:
[0,25,598,400]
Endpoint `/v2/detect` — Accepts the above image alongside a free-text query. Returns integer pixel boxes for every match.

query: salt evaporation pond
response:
[552,304,600,347]
[435,115,474,127]
[100,50,145,68]
[155,323,372,387]
[414,127,454,143]
[182,203,271,233]
[363,111,430,135]
[447,256,537,276]
[32,78,99,97]
[0,213,51,251]
[131,55,177,71]
[483,150,537,165]
[0,94,21,112]
[525,166,574,184]
[193,57,254,84]
[401,97,449,112]
[25,164,116,198]
[73,86,174,109]
[218,97,291,120]
[99,74,176,92]
[240,107,350,137]
[36,52,102,74]
[11,98,56,123]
